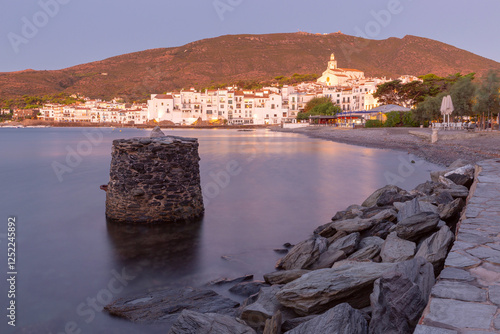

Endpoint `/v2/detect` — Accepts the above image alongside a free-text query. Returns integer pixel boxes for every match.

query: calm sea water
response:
[0,127,440,333]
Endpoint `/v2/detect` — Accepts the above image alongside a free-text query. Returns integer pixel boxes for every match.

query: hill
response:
[1,32,499,101]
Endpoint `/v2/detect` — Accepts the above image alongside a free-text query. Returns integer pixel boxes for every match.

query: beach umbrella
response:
[440,95,454,125]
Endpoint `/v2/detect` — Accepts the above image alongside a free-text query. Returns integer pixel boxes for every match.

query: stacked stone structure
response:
[105,127,204,224]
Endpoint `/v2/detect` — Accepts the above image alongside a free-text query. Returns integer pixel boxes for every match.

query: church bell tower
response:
[328,53,338,70]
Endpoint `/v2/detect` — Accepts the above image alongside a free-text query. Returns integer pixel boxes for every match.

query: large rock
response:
[360,221,394,239]
[448,158,469,169]
[104,287,239,325]
[412,181,446,196]
[359,236,384,249]
[229,281,268,297]
[395,212,440,241]
[394,198,422,221]
[264,270,310,285]
[369,258,435,334]
[241,286,292,330]
[434,184,469,199]
[276,261,395,315]
[328,209,397,234]
[285,303,368,334]
[275,236,327,270]
[362,185,414,207]
[263,311,282,334]
[438,198,464,222]
[415,225,454,274]
[348,244,381,261]
[281,315,317,332]
[310,249,346,269]
[444,164,475,188]
[150,126,166,138]
[329,232,360,255]
[380,232,416,263]
[168,310,256,334]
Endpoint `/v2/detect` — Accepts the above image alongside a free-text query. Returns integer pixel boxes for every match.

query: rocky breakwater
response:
[104,159,475,334]
[105,127,204,224]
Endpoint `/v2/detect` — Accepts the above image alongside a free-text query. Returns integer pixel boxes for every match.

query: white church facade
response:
[317,54,365,86]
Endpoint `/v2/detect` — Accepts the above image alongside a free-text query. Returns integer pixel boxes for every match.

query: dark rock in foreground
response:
[104,287,239,325]
[369,258,435,334]
[168,309,256,334]
[276,261,395,315]
[264,270,310,285]
[285,303,368,334]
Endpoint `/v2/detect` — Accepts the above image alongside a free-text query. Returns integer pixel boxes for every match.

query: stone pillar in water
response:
[105,127,204,224]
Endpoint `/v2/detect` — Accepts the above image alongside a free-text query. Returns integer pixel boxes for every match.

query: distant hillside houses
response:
[148,53,419,125]
[36,53,421,125]
[39,99,148,124]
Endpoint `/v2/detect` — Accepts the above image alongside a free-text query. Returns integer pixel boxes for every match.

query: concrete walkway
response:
[416,159,500,333]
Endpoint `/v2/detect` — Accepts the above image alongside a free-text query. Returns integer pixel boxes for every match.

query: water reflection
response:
[106,219,203,278]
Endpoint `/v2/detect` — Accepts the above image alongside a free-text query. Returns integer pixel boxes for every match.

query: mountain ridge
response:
[1,32,499,101]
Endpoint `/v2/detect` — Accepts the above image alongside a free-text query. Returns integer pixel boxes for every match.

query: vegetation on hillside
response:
[0,93,84,110]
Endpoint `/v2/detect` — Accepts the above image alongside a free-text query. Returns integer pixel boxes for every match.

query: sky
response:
[1,0,499,73]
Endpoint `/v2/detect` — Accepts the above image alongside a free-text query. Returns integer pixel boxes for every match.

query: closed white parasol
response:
[440,95,454,125]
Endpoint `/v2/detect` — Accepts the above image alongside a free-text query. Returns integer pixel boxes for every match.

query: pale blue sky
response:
[1,0,499,72]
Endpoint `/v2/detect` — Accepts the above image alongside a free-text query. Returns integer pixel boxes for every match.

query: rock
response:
[395,198,422,221]
[285,303,368,334]
[348,244,381,261]
[329,232,360,255]
[326,231,348,244]
[415,225,454,274]
[275,236,327,270]
[380,232,416,263]
[362,185,414,207]
[283,243,294,248]
[263,311,282,334]
[273,249,288,254]
[104,287,239,325]
[331,204,364,221]
[430,169,450,183]
[310,249,346,269]
[438,175,457,188]
[369,258,435,334]
[395,212,440,241]
[434,184,469,199]
[276,261,395,315]
[413,181,446,196]
[445,164,475,179]
[438,198,464,221]
[150,126,166,138]
[329,209,397,233]
[281,315,317,332]
[445,173,473,188]
[209,274,254,286]
[241,286,292,330]
[263,270,310,285]
[360,221,394,239]
[359,236,384,249]
[448,158,469,169]
[418,200,439,214]
[167,310,256,334]
[229,281,268,297]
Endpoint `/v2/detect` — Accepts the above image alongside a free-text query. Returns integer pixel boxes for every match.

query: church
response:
[317,54,365,86]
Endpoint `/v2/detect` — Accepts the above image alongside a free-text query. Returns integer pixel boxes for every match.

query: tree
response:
[450,76,477,117]
[304,97,333,113]
[414,92,448,124]
[373,80,404,105]
[474,70,500,118]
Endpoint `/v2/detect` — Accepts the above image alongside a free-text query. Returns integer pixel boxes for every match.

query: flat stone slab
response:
[431,281,486,302]
[414,325,458,334]
[425,298,497,329]
[438,267,474,281]
[444,251,481,268]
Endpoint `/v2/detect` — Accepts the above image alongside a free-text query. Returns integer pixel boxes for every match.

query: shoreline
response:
[274,126,500,167]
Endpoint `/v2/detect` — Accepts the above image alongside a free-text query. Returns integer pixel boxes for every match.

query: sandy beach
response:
[276,126,500,166]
